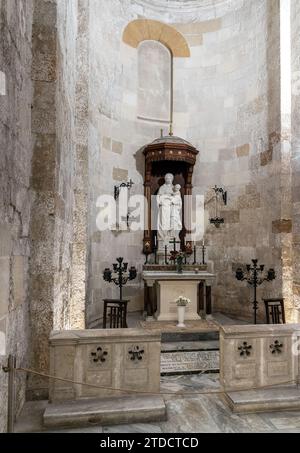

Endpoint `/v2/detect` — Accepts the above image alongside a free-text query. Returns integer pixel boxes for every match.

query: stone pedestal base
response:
[156,281,201,322]
[143,270,215,320]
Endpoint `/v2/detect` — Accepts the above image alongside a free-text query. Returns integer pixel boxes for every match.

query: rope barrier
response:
[15,366,298,397]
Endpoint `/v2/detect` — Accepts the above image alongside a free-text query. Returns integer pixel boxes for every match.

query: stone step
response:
[161,349,219,375]
[43,395,167,429]
[162,331,219,343]
[161,340,219,353]
[225,387,300,414]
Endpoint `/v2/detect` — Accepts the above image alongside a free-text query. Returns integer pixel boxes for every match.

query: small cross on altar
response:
[169,238,181,253]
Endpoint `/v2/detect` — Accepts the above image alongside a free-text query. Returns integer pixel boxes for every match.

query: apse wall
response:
[291,0,300,320]
[0,0,33,432]
[87,0,289,326]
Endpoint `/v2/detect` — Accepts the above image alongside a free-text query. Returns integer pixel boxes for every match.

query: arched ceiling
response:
[133,0,231,13]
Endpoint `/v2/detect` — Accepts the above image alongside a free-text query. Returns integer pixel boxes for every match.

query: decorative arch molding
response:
[122,19,190,58]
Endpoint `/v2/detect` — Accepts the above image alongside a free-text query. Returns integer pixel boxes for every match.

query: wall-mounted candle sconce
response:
[213,186,227,206]
[210,185,228,228]
[114,179,134,200]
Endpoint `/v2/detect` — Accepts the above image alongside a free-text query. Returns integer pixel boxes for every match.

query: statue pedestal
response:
[142,271,215,322]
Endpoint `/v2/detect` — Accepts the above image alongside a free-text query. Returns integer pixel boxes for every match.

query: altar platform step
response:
[161,340,219,352]
[161,337,220,376]
[224,386,300,414]
[43,395,167,429]
[139,319,219,336]
[161,330,219,343]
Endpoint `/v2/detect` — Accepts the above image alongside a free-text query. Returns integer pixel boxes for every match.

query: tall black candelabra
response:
[235,259,276,325]
[103,257,137,300]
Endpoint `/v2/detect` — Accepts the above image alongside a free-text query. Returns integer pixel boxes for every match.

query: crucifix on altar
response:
[169,238,181,253]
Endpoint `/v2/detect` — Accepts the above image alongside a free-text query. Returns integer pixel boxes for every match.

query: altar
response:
[143,270,215,322]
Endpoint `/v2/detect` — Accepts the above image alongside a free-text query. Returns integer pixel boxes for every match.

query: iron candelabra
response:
[235,259,276,324]
[103,257,137,300]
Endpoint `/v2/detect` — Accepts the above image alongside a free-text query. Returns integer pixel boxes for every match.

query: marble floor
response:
[15,373,300,434]
[98,311,249,330]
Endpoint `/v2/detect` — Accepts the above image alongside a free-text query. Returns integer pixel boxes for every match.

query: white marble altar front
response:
[142,271,215,322]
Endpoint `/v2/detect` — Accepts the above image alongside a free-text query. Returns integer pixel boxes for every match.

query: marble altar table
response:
[142,271,215,322]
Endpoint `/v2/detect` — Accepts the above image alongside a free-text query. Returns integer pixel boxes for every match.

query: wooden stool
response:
[263,298,286,324]
[103,299,129,329]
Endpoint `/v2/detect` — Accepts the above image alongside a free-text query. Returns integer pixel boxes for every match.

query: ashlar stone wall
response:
[291,0,300,322]
[0,0,33,433]
[28,0,83,401]
[86,0,296,325]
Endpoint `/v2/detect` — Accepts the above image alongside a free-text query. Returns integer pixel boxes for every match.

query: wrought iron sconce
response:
[210,217,224,228]
[210,185,228,228]
[114,179,134,200]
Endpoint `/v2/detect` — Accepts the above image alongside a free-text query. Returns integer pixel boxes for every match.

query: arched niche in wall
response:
[123,19,190,124]
[138,40,172,123]
[122,19,191,58]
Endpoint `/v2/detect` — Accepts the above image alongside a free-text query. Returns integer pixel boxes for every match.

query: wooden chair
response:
[103,299,129,329]
[263,298,286,324]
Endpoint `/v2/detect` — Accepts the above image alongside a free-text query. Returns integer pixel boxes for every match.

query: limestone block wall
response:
[86,0,292,325]
[291,0,300,322]
[190,0,285,322]
[0,0,33,433]
[28,0,82,400]
[55,0,79,331]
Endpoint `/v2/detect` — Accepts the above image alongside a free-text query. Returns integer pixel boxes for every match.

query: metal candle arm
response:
[210,186,227,228]
[213,186,227,206]
[235,259,276,324]
[103,257,137,300]
[114,179,134,200]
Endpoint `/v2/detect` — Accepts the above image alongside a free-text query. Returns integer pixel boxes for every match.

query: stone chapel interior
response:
[1,0,300,434]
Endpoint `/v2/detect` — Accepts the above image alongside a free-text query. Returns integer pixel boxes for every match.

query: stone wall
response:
[55,0,79,330]
[28,0,81,400]
[291,0,300,322]
[86,0,296,325]
[69,0,89,330]
[0,0,33,433]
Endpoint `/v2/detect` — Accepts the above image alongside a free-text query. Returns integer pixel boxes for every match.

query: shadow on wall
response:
[134,145,146,179]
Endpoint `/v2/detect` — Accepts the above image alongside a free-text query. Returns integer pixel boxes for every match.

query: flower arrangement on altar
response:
[170,250,187,273]
[175,296,191,307]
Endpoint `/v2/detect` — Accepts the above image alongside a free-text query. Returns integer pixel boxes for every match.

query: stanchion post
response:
[2,354,16,433]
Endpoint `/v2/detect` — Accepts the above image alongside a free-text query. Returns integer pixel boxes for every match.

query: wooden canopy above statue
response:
[143,134,199,255]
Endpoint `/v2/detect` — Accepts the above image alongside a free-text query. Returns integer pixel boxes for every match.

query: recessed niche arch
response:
[122,19,191,57]
[138,40,172,123]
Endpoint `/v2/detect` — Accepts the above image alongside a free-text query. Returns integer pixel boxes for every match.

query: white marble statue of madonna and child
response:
[157,173,183,251]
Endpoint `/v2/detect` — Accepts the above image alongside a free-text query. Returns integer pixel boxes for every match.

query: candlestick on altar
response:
[165,245,169,265]
[154,246,158,265]
[202,244,206,265]
[193,245,197,265]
